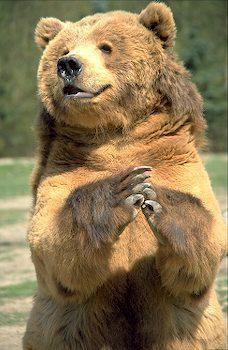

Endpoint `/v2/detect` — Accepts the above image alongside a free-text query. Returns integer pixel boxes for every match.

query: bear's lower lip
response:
[65,91,95,99]
[63,84,110,99]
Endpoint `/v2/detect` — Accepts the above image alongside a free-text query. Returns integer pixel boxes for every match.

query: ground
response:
[0,155,227,350]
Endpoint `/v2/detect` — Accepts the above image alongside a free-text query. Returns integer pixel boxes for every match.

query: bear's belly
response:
[24,287,132,350]
[127,259,225,350]
[24,274,225,350]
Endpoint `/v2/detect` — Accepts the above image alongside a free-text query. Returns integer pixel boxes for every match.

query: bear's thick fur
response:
[23,2,226,349]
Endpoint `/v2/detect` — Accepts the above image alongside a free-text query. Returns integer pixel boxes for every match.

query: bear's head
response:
[35,2,204,136]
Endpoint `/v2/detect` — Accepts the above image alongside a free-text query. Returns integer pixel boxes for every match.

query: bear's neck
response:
[38,110,198,173]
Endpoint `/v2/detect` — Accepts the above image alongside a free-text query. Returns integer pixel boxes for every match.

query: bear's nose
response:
[57,56,82,82]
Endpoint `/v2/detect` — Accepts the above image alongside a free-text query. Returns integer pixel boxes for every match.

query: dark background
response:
[0,0,227,156]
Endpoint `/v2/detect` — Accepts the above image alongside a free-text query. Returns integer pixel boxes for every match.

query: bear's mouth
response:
[63,84,110,99]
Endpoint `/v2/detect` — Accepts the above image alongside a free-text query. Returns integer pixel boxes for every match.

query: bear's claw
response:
[142,200,162,215]
[113,166,152,221]
[116,165,152,194]
[132,182,152,194]
[142,200,166,245]
[142,187,157,200]
[131,166,152,173]
[124,194,144,208]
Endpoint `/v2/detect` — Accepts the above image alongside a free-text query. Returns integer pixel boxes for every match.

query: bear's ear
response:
[139,2,176,48]
[35,17,64,49]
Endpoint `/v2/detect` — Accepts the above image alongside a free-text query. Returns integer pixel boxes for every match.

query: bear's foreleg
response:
[141,186,222,299]
[63,166,152,247]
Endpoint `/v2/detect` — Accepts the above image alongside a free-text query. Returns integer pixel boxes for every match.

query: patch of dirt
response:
[220,256,228,273]
[215,190,227,219]
[0,196,31,210]
[0,158,34,166]
[0,218,35,349]
[0,221,28,245]
[0,297,33,314]
[0,247,35,287]
[0,325,25,350]
[0,221,35,287]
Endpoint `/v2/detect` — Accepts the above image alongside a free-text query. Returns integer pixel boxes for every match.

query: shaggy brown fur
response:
[24,2,226,349]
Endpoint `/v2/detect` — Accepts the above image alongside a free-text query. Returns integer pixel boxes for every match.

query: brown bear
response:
[23,2,226,349]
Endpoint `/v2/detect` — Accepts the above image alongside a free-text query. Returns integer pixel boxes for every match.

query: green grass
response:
[0,311,29,326]
[0,281,36,326]
[0,280,37,300]
[0,209,28,226]
[0,160,33,199]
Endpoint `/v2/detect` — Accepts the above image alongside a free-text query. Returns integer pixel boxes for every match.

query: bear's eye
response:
[99,43,112,54]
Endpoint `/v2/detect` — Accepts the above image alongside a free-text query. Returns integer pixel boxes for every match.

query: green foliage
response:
[0,0,226,156]
[166,0,227,152]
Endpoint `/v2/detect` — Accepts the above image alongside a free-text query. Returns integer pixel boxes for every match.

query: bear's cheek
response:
[78,65,115,94]
[37,67,60,107]
[37,53,59,86]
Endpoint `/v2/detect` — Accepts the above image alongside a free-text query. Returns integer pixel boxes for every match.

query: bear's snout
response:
[57,56,82,84]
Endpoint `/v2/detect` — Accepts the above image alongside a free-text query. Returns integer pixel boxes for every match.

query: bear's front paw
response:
[142,198,167,245]
[113,166,152,222]
[141,185,173,245]
[141,187,196,250]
